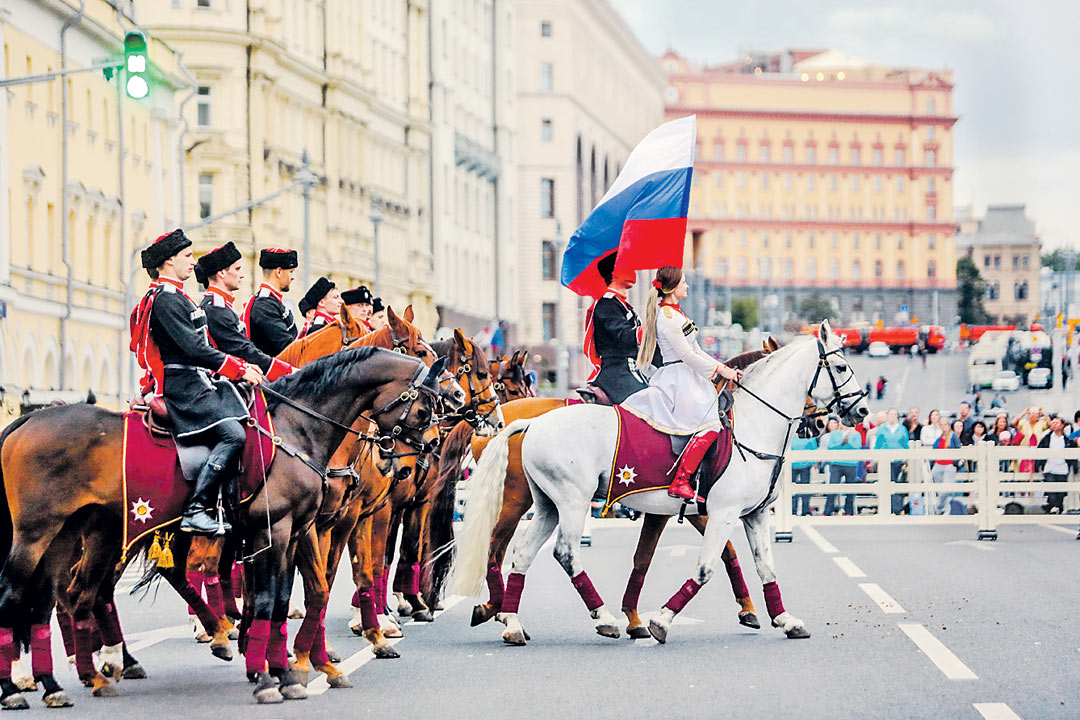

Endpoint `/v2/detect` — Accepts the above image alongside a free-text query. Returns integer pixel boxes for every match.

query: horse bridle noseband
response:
[442,352,501,433]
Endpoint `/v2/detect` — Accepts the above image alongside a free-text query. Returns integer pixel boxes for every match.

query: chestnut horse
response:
[491,351,534,404]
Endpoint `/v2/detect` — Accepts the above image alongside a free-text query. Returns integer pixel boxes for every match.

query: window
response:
[928,234,936,250]
[851,148,860,165]
[873,175,882,192]
[851,260,861,279]
[1012,255,1019,270]
[925,149,936,167]
[784,173,793,189]
[541,303,556,341]
[829,258,839,279]
[983,255,990,268]
[853,233,860,250]
[828,147,838,164]
[926,125,936,141]
[197,86,211,127]
[830,233,838,249]
[1022,255,1030,269]
[806,146,816,164]
[539,63,553,92]
[873,148,883,166]
[927,260,937,279]
[785,232,793,248]
[736,144,747,162]
[761,173,769,190]
[737,172,746,189]
[897,176,905,192]
[540,118,553,142]
[829,174,838,191]
[197,0,211,7]
[807,174,815,191]
[926,97,936,114]
[784,258,794,278]
[808,233,815,249]
[875,234,882,250]
[761,258,772,279]
[540,178,554,217]
[926,205,936,220]
[994,255,1001,268]
[897,261,905,279]
[541,241,557,280]
[895,148,905,166]
[783,145,793,163]
[198,173,213,219]
[1014,281,1028,301]
[713,143,724,161]
[897,234,904,250]
[715,173,723,188]
[736,257,748,278]
[851,175,860,191]
[540,20,552,37]
[806,257,817,278]
[759,145,770,163]
[738,231,747,249]
[762,232,770,249]
[927,178,937,193]
[874,260,883,278]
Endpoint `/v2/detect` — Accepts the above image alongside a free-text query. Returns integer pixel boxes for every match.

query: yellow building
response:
[0,0,186,413]
[139,0,437,334]
[663,49,959,328]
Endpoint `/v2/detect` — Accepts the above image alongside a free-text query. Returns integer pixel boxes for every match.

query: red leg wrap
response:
[231,563,244,599]
[267,621,288,671]
[408,562,421,595]
[186,569,205,615]
[73,619,96,679]
[763,581,785,619]
[621,568,647,610]
[485,563,505,608]
[0,628,14,680]
[663,579,703,614]
[725,558,751,602]
[502,573,526,614]
[359,588,379,631]
[310,608,330,666]
[203,574,226,618]
[30,624,52,677]
[392,562,407,593]
[570,571,604,611]
[56,613,75,658]
[350,587,363,609]
[97,601,124,646]
[244,619,270,676]
[293,607,320,653]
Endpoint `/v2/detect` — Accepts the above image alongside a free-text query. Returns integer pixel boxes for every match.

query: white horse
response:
[453,320,869,645]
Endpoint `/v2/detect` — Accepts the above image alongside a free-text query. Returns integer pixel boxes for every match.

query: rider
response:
[298,277,342,337]
[241,247,299,357]
[341,285,375,332]
[622,266,742,503]
[582,253,657,404]
[195,242,294,381]
[369,297,388,331]
[132,229,264,534]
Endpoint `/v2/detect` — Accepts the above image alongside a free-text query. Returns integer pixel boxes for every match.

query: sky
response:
[610,0,1079,250]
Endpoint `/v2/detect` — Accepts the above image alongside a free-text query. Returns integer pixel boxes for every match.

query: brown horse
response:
[449,341,784,638]
[0,348,444,707]
[276,305,370,367]
[491,351,534,404]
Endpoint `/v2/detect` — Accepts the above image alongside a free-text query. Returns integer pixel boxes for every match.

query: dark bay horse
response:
[491,351,534,404]
[0,348,444,707]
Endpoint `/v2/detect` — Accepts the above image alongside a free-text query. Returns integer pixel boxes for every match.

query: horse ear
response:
[387,306,402,328]
[453,328,467,348]
[819,319,832,340]
[404,304,415,323]
[767,336,781,352]
[426,356,448,386]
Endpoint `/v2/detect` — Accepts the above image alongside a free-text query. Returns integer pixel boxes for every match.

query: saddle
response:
[575,385,613,406]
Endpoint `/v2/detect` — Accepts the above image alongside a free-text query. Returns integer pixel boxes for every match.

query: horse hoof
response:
[43,690,74,708]
[91,683,117,698]
[502,630,527,646]
[647,619,668,645]
[227,626,239,640]
[288,607,305,621]
[434,601,444,611]
[595,623,620,639]
[412,610,434,623]
[12,678,35,694]
[348,622,365,637]
[626,625,650,639]
[739,612,761,630]
[381,625,403,639]
[194,632,211,644]
[279,682,307,701]
[326,673,353,689]
[121,663,147,680]
[210,643,233,662]
[288,665,310,688]
[785,626,811,639]
[326,649,342,664]
[372,645,400,660]
[396,602,412,618]
[471,604,494,626]
[253,676,283,705]
[0,693,29,710]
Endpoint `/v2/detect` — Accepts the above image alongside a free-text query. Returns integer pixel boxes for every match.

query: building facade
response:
[663,49,959,329]
[0,0,186,413]
[955,204,1041,324]
[140,0,437,333]
[430,0,517,340]
[516,0,664,385]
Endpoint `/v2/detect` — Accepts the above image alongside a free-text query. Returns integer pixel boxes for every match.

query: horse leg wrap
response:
[267,621,288,671]
[359,589,379,631]
[350,587,363,609]
[310,608,330,666]
[244,620,271,676]
[231,563,244,599]
[501,573,526,614]
[73,619,96,679]
[97,601,124,646]
[203,574,226,618]
[763,581,786,619]
[186,569,205,615]
[392,563,407,594]
[725,558,751,601]
[570,571,604,612]
[663,579,703,615]
[56,613,75,658]
[293,608,320,654]
[374,571,388,611]
[408,563,421,596]
[176,578,218,631]
[30,624,52,677]
[485,563,505,608]
[621,568,646,610]
[0,628,14,680]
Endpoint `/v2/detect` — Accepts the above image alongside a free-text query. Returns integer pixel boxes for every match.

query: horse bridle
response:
[442,348,501,433]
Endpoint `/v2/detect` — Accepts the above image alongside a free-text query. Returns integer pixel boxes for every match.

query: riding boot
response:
[668,431,717,503]
[182,460,231,535]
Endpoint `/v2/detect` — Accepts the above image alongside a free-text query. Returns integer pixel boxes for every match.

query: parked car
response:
[867,341,891,358]
[1026,367,1052,389]
[991,370,1021,392]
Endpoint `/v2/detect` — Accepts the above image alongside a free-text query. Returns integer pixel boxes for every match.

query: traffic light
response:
[123,31,149,99]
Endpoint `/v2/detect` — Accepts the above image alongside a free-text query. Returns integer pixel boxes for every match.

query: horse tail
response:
[425,422,473,602]
[0,414,36,565]
[452,418,533,596]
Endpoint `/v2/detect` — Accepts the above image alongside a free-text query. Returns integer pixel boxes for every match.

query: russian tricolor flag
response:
[561,115,696,298]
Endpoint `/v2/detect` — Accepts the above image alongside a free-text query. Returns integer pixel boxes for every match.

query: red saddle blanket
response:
[121,390,277,553]
[605,405,732,510]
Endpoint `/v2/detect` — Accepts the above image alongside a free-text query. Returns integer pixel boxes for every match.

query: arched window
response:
[851,260,861,279]
[896,261,905,279]
[874,260,883,278]
[828,258,839,279]
[927,259,937,279]
[736,257,748,278]
[805,257,817,278]
[784,258,794,278]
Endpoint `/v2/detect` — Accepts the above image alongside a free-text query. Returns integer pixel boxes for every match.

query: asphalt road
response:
[38,519,1079,720]
[847,350,1080,421]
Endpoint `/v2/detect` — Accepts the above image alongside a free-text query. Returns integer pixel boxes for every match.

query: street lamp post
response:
[553,220,569,396]
[296,150,317,292]
[370,201,384,299]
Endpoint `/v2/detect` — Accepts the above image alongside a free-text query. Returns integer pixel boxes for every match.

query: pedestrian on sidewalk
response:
[932,417,962,514]
[874,408,909,515]
[1036,416,1075,514]
[824,417,861,516]
[790,433,817,516]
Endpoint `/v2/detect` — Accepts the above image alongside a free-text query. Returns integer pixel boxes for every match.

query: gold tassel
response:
[148,532,162,563]
[157,532,175,569]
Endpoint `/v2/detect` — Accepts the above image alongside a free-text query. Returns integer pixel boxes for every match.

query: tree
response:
[730,297,758,329]
[799,294,834,323]
[1041,248,1080,271]
[956,255,991,325]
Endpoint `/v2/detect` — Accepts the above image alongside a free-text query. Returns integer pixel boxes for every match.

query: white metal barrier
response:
[773,441,1080,542]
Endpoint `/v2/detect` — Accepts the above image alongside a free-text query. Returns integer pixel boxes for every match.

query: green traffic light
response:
[126,75,149,99]
[123,30,149,100]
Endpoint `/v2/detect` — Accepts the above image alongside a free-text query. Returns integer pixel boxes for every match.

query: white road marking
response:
[800,525,838,553]
[832,556,866,577]
[127,624,189,652]
[307,595,465,695]
[1042,524,1076,536]
[858,583,906,614]
[973,702,1022,720]
[899,623,978,680]
[946,540,996,552]
[895,362,912,403]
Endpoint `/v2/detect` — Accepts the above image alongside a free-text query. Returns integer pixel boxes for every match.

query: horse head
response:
[449,328,503,436]
[811,319,869,426]
[492,350,533,403]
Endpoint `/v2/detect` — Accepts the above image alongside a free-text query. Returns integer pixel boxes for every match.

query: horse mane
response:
[277,323,344,368]
[265,346,381,409]
[740,335,815,383]
[726,347,769,371]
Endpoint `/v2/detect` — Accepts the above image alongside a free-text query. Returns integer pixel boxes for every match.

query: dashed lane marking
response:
[899,623,978,680]
[800,525,838,553]
[307,595,465,696]
[1041,524,1076,536]
[945,540,995,552]
[858,583,906,614]
[832,556,866,577]
[973,702,1022,720]
[125,624,189,652]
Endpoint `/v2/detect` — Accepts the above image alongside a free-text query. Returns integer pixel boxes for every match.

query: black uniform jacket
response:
[243,284,298,357]
[591,293,660,405]
[200,287,293,381]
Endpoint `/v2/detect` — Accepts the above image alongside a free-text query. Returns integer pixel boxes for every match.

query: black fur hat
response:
[341,286,373,306]
[259,247,299,270]
[301,277,335,311]
[141,229,191,270]
[371,296,385,313]
[195,242,242,287]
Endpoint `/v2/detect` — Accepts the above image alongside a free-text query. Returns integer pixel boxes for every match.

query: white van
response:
[968,350,1002,388]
